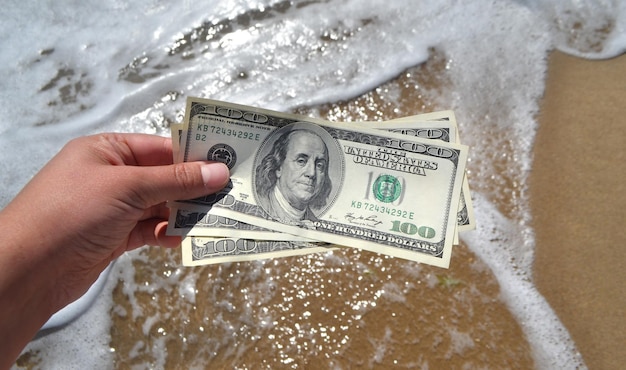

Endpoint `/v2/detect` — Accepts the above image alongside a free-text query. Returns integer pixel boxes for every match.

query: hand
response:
[0,133,229,367]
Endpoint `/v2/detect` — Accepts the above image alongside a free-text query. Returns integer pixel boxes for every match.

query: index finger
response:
[111,133,175,166]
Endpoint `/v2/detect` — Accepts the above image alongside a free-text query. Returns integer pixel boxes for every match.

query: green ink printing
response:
[373,174,402,203]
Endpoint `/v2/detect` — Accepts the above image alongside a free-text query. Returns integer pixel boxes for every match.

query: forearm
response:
[0,133,230,369]
[0,208,61,369]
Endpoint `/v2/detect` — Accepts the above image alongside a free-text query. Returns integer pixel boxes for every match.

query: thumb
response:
[134,161,230,206]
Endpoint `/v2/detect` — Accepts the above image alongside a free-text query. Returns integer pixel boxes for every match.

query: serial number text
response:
[350,201,414,220]
[196,124,261,141]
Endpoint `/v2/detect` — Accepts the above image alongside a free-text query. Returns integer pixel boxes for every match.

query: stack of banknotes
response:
[167,98,474,269]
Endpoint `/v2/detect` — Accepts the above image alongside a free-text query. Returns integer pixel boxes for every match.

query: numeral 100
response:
[390,220,436,239]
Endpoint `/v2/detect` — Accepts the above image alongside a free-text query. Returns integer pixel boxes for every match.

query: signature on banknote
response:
[344,212,384,227]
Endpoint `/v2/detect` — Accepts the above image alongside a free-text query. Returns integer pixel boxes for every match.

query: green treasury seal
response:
[373,174,402,203]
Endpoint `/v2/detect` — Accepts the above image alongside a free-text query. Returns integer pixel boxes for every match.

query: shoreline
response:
[531,51,626,370]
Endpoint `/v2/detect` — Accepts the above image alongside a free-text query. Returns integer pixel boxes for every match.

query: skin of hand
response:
[0,133,230,368]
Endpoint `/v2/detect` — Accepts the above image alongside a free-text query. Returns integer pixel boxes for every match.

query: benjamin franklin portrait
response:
[253,122,343,223]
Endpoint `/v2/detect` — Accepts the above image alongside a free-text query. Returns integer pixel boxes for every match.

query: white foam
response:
[40,264,114,331]
[3,0,625,368]
[462,193,585,368]
[527,0,626,59]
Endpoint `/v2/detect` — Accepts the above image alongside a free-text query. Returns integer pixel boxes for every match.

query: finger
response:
[155,221,183,248]
[132,161,230,207]
[126,218,167,250]
[106,133,175,166]
[126,219,182,250]
[140,203,172,221]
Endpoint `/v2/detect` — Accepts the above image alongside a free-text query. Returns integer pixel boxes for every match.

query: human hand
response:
[0,133,229,314]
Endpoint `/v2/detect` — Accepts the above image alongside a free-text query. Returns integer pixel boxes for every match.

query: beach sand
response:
[531,51,626,370]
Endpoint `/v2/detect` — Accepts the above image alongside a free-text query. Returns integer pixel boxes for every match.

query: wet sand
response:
[107,245,534,369]
[532,51,626,370]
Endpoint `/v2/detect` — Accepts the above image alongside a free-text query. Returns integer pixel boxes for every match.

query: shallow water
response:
[2,0,625,368]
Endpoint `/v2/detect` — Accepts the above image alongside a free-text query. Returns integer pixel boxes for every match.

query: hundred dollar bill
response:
[365,118,475,232]
[171,114,472,250]
[168,119,460,240]
[173,119,471,243]
[170,115,467,263]
[172,111,456,159]
[181,237,334,266]
[168,205,316,241]
[171,116,468,264]
[388,113,475,231]
[172,98,467,268]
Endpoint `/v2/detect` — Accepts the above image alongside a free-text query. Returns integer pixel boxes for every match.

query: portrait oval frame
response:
[252,121,345,219]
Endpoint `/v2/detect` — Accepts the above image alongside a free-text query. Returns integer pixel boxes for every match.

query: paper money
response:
[169,119,458,238]
[387,112,475,231]
[169,118,474,238]
[168,207,316,240]
[181,237,334,266]
[169,106,474,266]
[171,98,468,268]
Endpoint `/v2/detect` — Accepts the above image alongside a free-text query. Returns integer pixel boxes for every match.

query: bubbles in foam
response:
[526,0,626,58]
